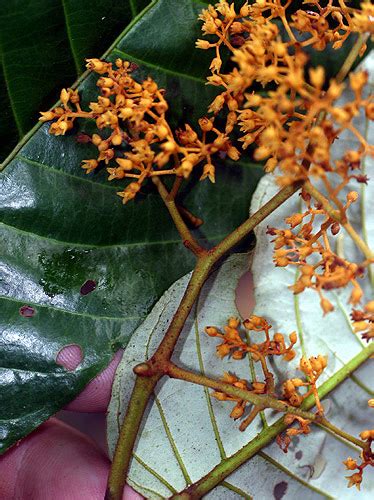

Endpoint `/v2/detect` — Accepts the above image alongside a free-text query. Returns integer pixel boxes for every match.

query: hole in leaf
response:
[19,305,36,317]
[235,271,255,318]
[80,279,96,296]
[56,344,84,371]
[295,450,303,460]
[273,481,288,500]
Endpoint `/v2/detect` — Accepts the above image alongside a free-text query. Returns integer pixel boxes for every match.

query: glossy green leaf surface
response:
[0,0,149,160]
[0,0,263,453]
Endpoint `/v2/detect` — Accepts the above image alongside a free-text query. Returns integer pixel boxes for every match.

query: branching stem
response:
[304,181,374,261]
[152,176,205,257]
[106,181,303,499]
[166,363,316,421]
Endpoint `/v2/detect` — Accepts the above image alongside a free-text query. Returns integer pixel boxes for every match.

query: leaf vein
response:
[195,293,226,460]
[133,453,178,494]
[112,48,207,85]
[154,397,192,485]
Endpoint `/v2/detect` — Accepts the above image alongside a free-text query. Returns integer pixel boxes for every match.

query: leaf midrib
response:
[61,0,82,75]
[0,54,24,137]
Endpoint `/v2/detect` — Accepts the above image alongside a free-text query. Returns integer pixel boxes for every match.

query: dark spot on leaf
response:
[295,450,303,460]
[56,344,83,371]
[273,481,288,500]
[80,279,96,295]
[19,305,35,317]
[76,132,92,143]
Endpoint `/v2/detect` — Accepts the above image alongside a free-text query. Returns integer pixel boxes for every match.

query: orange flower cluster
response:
[283,354,327,413]
[41,1,373,205]
[267,187,368,315]
[205,315,297,362]
[197,1,373,187]
[211,372,265,431]
[40,58,239,203]
[205,315,327,432]
[197,0,373,58]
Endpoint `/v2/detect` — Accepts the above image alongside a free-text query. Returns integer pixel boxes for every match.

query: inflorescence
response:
[40,0,373,490]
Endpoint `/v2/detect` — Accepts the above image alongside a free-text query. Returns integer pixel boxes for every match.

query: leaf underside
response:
[107,252,373,499]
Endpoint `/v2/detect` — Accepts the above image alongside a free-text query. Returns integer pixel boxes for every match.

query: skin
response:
[0,272,254,499]
[0,350,141,500]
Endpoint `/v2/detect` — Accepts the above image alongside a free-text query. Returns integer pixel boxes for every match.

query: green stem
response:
[172,342,374,499]
[152,177,204,257]
[335,33,369,84]
[105,375,160,500]
[317,418,367,451]
[167,363,317,422]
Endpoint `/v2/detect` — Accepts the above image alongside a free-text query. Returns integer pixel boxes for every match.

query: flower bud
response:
[111,134,122,146]
[350,286,363,305]
[205,326,220,337]
[309,66,325,88]
[39,111,56,122]
[116,158,133,171]
[230,405,245,420]
[289,332,297,344]
[365,301,374,313]
[347,191,358,203]
[320,297,334,315]
[331,222,340,235]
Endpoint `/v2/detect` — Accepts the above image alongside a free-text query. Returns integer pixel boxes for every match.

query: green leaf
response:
[0,0,149,160]
[0,0,263,453]
[106,57,374,498]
